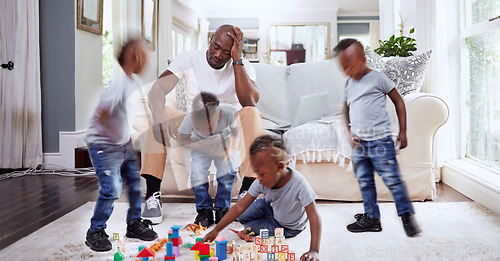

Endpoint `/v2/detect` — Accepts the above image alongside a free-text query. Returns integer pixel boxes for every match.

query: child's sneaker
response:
[194,208,214,227]
[85,228,112,252]
[126,219,158,241]
[215,208,229,224]
[142,191,162,224]
[401,212,421,237]
[347,213,382,232]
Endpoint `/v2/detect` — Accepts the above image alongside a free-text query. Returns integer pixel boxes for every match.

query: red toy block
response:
[190,241,210,256]
[288,252,296,261]
[171,237,180,246]
[164,255,175,260]
[255,236,263,245]
[281,244,289,253]
[271,245,280,253]
[260,245,268,253]
[137,246,155,257]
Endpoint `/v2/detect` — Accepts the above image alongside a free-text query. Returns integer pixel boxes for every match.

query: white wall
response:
[74,9,103,131]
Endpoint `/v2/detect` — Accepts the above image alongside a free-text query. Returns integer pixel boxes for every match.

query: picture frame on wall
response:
[76,0,103,35]
[142,0,157,50]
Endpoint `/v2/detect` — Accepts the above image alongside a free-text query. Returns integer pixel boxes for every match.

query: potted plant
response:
[374,18,417,57]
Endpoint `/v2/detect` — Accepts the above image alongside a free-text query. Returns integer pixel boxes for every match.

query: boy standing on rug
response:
[85,37,158,252]
[334,38,421,236]
[178,92,239,227]
[203,135,322,261]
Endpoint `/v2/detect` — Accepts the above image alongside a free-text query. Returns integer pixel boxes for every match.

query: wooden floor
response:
[0,172,471,250]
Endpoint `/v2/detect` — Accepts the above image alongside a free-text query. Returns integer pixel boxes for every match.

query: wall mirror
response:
[269,23,330,65]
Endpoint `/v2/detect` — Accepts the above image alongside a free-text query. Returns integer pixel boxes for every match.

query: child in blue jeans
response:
[85,37,157,252]
[203,135,322,261]
[178,92,239,227]
[334,38,421,237]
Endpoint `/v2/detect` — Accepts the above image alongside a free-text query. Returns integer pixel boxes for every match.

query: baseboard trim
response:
[43,130,87,169]
[442,160,500,215]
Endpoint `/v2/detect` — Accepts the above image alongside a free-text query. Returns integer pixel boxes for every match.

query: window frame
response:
[459,0,500,171]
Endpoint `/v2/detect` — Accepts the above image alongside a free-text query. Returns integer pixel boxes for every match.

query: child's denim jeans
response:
[87,141,142,232]
[238,198,303,237]
[351,135,414,219]
[190,150,236,210]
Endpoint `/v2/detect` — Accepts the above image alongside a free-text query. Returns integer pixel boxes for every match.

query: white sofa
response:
[131,58,449,202]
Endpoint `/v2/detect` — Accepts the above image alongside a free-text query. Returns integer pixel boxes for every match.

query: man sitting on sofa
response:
[141,24,263,224]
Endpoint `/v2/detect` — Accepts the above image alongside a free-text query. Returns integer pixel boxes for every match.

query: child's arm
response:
[301,201,322,261]
[202,193,256,242]
[387,88,408,149]
[342,101,360,147]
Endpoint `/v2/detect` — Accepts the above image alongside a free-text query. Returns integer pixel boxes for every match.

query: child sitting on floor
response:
[203,135,322,261]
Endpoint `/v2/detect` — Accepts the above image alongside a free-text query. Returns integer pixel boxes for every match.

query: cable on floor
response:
[0,164,96,181]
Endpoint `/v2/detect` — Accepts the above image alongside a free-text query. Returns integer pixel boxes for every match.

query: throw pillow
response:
[383,50,432,96]
[365,46,384,71]
[175,79,187,112]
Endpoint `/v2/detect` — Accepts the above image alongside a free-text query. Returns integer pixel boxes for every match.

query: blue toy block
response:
[166,242,173,257]
[171,225,183,238]
[216,240,228,260]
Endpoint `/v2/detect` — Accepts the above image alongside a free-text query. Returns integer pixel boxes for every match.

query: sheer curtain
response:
[381,0,461,180]
[0,0,43,168]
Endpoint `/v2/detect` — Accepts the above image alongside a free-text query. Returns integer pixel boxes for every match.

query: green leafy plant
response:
[374,27,417,57]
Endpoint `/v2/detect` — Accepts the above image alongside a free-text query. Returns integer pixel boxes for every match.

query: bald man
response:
[141,24,263,225]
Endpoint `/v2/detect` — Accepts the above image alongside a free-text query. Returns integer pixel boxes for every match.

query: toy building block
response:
[137,246,155,259]
[171,237,180,246]
[275,237,285,245]
[173,246,180,257]
[209,257,219,261]
[166,242,173,257]
[191,241,211,256]
[242,250,251,261]
[113,232,120,241]
[254,236,263,245]
[164,256,175,261]
[267,252,276,261]
[274,228,284,238]
[260,229,269,239]
[215,236,226,242]
[271,245,280,253]
[114,248,125,261]
[264,237,274,246]
[280,244,289,253]
[168,229,173,241]
[216,240,228,260]
[260,245,268,253]
[277,253,287,261]
[171,225,183,238]
[288,252,296,261]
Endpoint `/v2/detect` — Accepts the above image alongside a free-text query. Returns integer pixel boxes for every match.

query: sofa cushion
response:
[253,63,290,126]
[287,59,347,118]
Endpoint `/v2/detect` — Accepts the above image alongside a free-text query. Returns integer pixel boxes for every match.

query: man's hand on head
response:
[228,26,244,61]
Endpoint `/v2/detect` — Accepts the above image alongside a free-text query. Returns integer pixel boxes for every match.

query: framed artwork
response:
[76,0,103,35]
[142,0,157,49]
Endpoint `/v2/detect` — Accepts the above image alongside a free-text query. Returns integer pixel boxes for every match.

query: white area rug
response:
[1,202,500,260]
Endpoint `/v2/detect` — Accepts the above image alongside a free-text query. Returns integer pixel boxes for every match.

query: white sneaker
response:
[142,191,162,224]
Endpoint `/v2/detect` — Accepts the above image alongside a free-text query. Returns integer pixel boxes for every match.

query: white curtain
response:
[0,0,43,168]
[381,0,461,180]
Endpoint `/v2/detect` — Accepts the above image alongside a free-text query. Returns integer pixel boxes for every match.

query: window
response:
[171,21,195,58]
[462,0,500,170]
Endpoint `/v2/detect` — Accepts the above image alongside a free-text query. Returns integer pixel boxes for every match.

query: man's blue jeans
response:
[351,136,414,219]
[190,150,236,210]
[88,141,142,232]
[238,198,302,237]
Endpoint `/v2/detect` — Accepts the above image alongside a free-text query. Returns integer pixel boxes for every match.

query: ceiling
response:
[180,0,379,17]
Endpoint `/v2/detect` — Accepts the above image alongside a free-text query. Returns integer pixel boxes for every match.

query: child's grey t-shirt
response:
[344,70,395,141]
[178,106,237,156]
[247,168,317,231]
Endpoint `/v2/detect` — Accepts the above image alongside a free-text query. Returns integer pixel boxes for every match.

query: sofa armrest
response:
[400,92,449,167]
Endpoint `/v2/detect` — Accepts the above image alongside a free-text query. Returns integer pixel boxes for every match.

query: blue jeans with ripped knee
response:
[351,136,414,220]
[87,141,142,232]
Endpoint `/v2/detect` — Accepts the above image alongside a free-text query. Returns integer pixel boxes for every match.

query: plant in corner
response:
[374,17,417,57]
